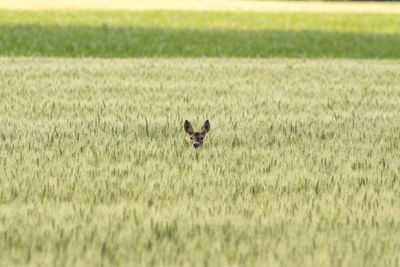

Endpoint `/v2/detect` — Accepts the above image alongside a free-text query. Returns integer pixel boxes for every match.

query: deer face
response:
[184,120,210,149]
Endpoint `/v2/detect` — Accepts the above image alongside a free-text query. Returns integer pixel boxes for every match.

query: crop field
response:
[1,9,400,58]
[1,1,400,267]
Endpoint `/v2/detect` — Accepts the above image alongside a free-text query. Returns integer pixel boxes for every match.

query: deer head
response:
[184,120,210,149]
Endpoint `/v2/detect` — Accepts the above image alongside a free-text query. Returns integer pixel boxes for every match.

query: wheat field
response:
[1,58,400,266]
[1,0,400,266]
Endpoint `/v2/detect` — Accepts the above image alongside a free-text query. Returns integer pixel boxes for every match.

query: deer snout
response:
[193,143,199,149]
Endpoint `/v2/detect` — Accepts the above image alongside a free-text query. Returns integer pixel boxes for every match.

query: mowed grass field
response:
[1,1,400,266]
[1,10,400,58]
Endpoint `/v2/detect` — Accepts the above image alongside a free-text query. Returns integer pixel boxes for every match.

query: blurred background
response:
[1,0,399,58]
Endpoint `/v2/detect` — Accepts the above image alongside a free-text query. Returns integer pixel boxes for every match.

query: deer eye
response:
[200,137,204,140]
[190,136,193,140]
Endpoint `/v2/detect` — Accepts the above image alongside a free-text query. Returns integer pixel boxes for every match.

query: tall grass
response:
[1,58,400,266]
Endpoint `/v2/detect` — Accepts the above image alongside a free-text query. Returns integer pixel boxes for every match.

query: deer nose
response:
[193,143,199,148]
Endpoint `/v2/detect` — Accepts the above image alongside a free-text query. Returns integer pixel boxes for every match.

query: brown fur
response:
[184,120,210,149]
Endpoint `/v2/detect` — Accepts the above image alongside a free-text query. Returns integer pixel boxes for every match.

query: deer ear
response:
[201,120,210,134]
[184,120,193,135]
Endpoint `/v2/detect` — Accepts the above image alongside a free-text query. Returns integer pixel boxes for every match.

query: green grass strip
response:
[1,10,400,58]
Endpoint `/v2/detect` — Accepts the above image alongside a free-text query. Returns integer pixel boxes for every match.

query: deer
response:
[184,120,210,149]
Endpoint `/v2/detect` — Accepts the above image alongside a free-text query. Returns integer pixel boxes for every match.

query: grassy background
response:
[1,58,400,266]
[2,0,400,13]
[2,1,400,266]
[1,10,400,58]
